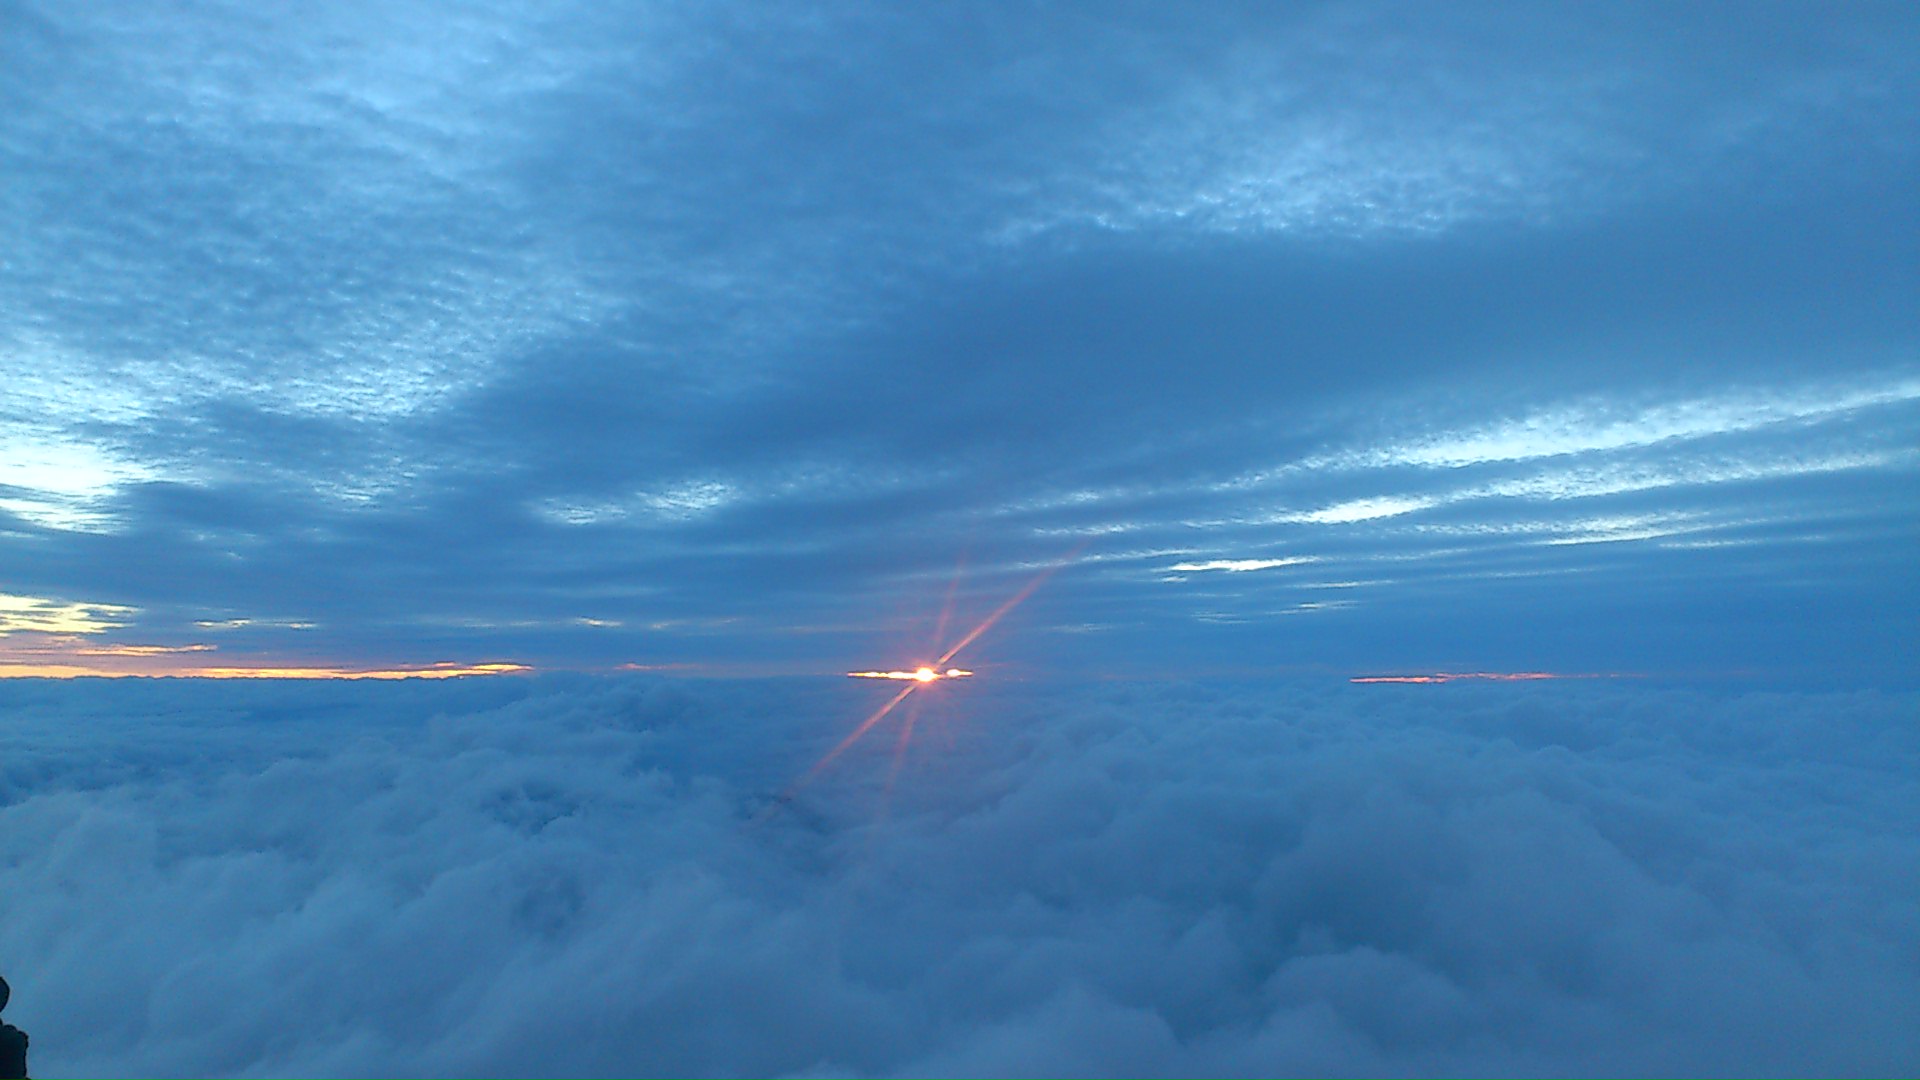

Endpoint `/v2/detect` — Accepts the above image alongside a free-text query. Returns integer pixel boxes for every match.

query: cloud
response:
[1006,4,1920,241]
[1348,375,1920,471]
[1,2,1915,678]
[0,619,527,680]
[2,1,620,424]
[1274,497,1439,526]
[0,431,157,532]
[0,645,530,681]
[1,676,1914,1076]
[1165,557,1315,574]
[0,595,134,636]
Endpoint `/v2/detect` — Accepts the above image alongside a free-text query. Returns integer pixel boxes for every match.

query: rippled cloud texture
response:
[3,676,1914,1077]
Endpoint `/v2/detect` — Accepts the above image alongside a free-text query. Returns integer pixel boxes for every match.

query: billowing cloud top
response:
[2,675,1916,1075]
[2,1,1917,680]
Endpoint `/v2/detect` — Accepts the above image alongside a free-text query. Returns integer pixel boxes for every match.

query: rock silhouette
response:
[0,976,26,1080]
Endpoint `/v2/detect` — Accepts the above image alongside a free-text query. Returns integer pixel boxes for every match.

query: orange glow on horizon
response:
[1350,671,1619,684]
[0,656,531,681]
[187,662,532,680]
[73,642,217,657]
[0,629,532,680]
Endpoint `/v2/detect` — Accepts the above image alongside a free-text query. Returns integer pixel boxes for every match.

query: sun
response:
[770,546,1081,801]
[847,666,974,681]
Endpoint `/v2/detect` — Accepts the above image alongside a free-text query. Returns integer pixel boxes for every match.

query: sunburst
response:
[777,547,1080,802]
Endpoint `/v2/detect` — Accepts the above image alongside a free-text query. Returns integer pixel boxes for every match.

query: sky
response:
[2,0,1916,682]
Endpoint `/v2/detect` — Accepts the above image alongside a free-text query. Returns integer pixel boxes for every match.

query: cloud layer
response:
[2,676,1914,1076]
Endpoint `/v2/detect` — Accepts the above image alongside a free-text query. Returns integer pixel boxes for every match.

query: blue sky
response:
[3,1,1917,681]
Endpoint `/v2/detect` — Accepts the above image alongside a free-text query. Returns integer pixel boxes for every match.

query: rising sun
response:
[775,547,1081,799]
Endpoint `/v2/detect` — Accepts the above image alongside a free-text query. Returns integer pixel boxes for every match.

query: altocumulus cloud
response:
[2,676,1915,1077]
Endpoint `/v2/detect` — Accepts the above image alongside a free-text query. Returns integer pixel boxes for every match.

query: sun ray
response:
[930,552,967,658]
[763,544,1084,820]
[884,694,924,801]
[935,544,1085,667]
[801,681,920,784]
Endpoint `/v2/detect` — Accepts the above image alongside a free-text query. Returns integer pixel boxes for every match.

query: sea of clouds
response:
[1,674,1915,1077]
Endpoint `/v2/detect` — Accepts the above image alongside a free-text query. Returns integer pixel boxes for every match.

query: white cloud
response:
[1009,3,1919,246]
[1538,513,1715,546]
[0,431,156,532]
[5,3,622,425]
[1212,378,1920,558]
[0,594,135,636]
[1273,495,1437,525]
[1006,31,1611,241]
[536,480,741,527]
[1360,376,1920,470]
[1166,557,1315,573]
[2,676,1913,1077]
[1168,376,1920,599]
[1472,447,1915,502]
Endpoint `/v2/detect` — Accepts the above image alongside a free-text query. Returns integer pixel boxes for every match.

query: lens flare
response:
[762,546,1081,814]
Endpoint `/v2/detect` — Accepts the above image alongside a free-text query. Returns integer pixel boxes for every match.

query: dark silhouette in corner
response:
[0,976,26,1079]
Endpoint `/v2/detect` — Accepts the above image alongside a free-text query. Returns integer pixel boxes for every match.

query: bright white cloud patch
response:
[2,677,1913,1077]
[0,432,155,532]
[1166,557,1315,574]
[1277,496,1437,525]
[0,594,134,636]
